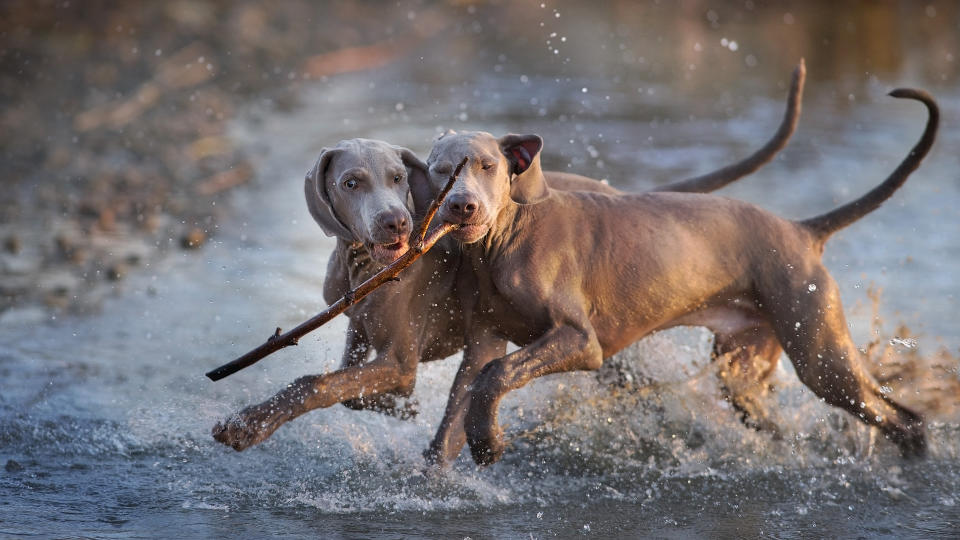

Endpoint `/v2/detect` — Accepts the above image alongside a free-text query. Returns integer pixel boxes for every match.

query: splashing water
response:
[4,8,960,536]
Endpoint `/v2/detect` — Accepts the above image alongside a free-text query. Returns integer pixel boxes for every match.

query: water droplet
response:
[889,337,918,349]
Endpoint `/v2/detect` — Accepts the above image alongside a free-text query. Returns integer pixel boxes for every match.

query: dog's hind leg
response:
[761,267,926,457]
[672,305,783,433]
[712,324,783,435]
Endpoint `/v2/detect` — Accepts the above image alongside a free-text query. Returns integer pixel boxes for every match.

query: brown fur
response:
[423,89,935,466]
[211,65,807,456]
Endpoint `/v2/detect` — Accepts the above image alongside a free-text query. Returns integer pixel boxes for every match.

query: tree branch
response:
[205,156,468,381]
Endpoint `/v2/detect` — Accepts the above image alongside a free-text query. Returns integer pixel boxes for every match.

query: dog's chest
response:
[466,256,548,345]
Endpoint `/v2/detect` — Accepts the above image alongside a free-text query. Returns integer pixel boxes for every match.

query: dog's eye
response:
[393,174,402,184]
[481,162,494,171]
[343,178,358,190]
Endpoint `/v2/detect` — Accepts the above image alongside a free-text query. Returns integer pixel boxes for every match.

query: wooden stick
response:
[205,157,468,382]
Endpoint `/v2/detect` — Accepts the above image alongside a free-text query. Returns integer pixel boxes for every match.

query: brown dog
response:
[423,89,936,466]
[212,64,806,456]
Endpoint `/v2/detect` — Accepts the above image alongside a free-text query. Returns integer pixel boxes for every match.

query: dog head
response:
[305,138,429,264]
[424,130,549,243]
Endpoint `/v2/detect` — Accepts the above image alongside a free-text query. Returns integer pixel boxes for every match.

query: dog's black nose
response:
[376,209,410,236]
[447,193,479,220]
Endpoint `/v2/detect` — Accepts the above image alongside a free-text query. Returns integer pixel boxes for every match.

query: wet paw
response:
[212,416,259,451]
[892,421,926,459]
[211,406,283,451]
[423,435,464,468]
[422,445,446,467]
[467,431,505,466]
[884,404,927,459]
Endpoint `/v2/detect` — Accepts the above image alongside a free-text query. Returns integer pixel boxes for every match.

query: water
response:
[3,2,960,537]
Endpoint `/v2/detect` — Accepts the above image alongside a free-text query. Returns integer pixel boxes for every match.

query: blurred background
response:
[1,0,957,314]
[1,2,959,537]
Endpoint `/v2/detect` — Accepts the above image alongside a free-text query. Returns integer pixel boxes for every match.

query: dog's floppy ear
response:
[394,146,434,218]
[499,133,549,204]
[304,147,352,239]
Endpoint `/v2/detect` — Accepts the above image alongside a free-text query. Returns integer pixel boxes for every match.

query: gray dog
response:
[212,64,805,458]
[423,89,936,466]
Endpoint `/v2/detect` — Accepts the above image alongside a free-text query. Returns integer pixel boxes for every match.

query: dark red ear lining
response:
[510,147,531,173]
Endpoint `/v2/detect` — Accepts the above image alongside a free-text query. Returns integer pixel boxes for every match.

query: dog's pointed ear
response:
[394,146,434,217]
[499,133,549,204]
[304,148,352,239]
[435,129,457,141]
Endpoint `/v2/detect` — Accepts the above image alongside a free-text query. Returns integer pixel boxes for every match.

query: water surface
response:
[3,2,959,537]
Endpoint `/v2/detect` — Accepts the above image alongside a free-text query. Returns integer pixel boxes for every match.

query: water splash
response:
[4,14,960,534]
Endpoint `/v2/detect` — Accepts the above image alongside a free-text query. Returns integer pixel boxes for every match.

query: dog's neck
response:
[335,237,376,281]
[457,198,532,266]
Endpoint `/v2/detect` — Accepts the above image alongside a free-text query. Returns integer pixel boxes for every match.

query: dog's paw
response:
[212,416,259,451]
[422,446,439,465]
[422,445,448,468]
[422,437,462,468]
[880,403,927,459]
[891,419,927,460]
[212,405,285,451]
[467,429,505,466]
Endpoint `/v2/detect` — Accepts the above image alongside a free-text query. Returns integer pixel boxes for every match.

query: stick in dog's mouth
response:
[205,158,468,382]
[368,239,410,263]
[446,222,486,243]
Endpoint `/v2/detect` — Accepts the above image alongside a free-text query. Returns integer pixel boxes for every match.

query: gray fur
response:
[212,65,808,456]
[427,90,935,466]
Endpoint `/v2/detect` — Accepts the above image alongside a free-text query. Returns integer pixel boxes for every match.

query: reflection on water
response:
[2,1,959,537]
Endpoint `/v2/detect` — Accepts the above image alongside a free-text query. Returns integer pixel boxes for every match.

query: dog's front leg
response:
[339,318,371,369]
[424,327,506,466]
[465,323,603,466]
[339,319,415,418]
[212,358,416,451]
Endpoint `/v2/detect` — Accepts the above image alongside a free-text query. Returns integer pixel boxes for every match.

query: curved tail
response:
[800,88,938,240]
[654,59,805,193]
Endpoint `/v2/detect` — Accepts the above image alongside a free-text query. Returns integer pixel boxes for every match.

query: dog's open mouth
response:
[449,222,488,243]
[367,239,409,264]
